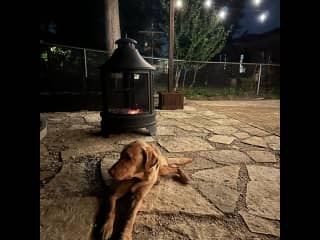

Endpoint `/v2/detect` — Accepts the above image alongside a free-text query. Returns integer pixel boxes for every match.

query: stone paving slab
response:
[40,144,61,183]
[156,126,176,135]
[239,126,271,137]
[208,135,236,145]
[177,123,208,133]
[195,182,240,213]
[198,150,252,165]
[197,111,228,118]
[247,165,280,183]
[48,117,65,122]
[192,166,240,190]
[40,197,99,240]
[188,100,280,135]
[239,210,280,237]
[68,124,95,130]
[246,180,280,220]
[42,163,90,197]
[83,113,101,123]
[183,157,225,171]
[61,141,115,161]
[241,136,268,148]
[183,105,197,111]
[247,151,277,163]
[205,125,239,135]
[264,135,280,151]
[140,178,223,217]
[40,144,50,169]
[192,166,241,213]
[158,136,214,152]
[158,111,193,119]
[212,118,243,126]
[186,119,220,129]
[134,214,247,240]
[156,118,182,127]
[233,132,251,139]
[164,216,246,240]
[246,166,280,220]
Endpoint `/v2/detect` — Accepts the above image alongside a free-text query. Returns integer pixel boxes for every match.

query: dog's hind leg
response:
[159,165,189,184]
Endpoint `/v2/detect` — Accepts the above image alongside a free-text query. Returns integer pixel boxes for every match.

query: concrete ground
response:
[40,99,280,240]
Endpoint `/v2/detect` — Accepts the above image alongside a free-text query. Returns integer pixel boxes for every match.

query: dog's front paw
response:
[120,232,133,240]
[101,222,113,240]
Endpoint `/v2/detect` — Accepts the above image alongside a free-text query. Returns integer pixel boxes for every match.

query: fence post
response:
[83,48,88,78]
[83,48,88,91]
[256,64,262,95]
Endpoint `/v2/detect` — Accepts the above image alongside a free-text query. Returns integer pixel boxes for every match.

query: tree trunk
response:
[182,69,187,89]
[189,68,198,88]
[105,0,121,57]
[174,66,181,91]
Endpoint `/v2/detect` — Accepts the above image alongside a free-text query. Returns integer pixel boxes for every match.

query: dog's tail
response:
[167,157,192,166]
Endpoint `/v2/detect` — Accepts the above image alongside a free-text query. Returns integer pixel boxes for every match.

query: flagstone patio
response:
[40,99,280,240]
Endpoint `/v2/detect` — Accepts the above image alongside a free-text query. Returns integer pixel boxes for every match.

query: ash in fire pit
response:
[100,37,157,136]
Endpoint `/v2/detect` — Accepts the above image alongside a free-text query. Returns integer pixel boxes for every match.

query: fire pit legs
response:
[147,125,157,136]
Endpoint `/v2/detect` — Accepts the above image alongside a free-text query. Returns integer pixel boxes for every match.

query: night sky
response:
[235,0,280,37]
[40,0,280,49]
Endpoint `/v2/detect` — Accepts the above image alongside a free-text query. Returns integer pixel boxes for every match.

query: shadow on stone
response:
[92,191,136,240]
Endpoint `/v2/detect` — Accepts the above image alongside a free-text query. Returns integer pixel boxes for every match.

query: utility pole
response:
[168,0,174,92]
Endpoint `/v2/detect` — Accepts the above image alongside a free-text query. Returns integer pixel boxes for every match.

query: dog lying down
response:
[101,139,192,240]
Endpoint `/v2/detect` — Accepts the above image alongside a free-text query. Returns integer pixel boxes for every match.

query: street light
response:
[218,7,228,20]
[204,0,212,9]
[175,0,183,9]
[252,0,262,7]
[258,11,268,23]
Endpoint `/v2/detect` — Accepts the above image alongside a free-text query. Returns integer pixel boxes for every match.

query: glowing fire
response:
[127,109,142,115]
[109,108,143,114]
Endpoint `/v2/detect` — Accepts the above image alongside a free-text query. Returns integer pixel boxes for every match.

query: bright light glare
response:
[175,0,183,9]
[258,12,267,23]
[218,8,227,20]
[253,0,262,6]
[204,0,212,8]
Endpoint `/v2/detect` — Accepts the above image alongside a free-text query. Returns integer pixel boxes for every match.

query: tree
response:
[160,0,230,89]
[105,0,121,57]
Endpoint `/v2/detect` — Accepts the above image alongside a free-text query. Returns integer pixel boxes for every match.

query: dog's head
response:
[108,140,159,181]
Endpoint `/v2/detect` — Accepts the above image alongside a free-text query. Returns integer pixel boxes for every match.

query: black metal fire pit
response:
[100,37,156,136]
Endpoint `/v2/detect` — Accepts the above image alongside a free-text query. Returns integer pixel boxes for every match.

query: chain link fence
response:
[40,42,279,99]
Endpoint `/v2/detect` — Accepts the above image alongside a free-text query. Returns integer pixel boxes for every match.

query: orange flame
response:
[127,109,142,115]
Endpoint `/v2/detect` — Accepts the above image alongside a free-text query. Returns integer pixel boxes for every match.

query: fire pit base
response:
[100,112,157,136]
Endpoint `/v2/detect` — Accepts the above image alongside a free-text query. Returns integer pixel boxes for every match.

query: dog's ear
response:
[143,145,159,171]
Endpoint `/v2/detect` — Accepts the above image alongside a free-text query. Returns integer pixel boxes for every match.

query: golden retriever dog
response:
[101,140,192,240]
